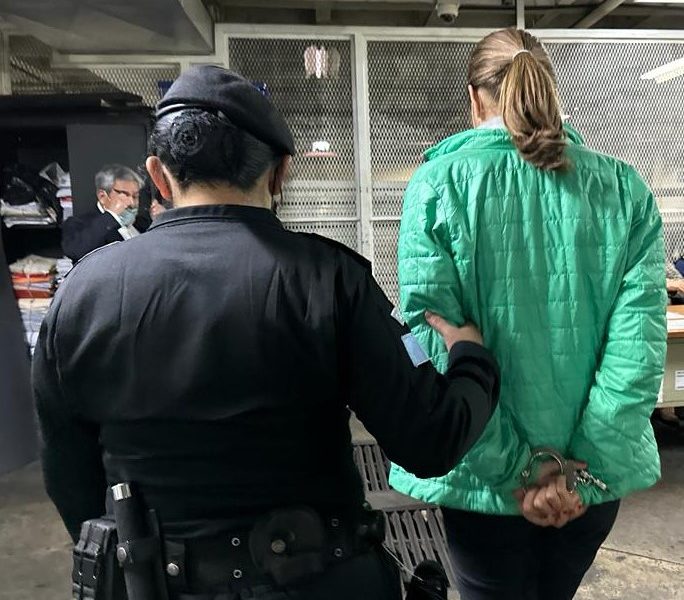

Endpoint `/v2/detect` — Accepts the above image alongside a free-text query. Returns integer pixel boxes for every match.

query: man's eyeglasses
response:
[110,188,140,201]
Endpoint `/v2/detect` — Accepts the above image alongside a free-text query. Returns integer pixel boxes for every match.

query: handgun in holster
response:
[72,483,170,600]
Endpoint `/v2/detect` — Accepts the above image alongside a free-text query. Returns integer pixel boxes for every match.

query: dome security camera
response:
[436,2,460,24]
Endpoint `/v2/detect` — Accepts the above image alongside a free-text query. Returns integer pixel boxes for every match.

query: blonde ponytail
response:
[500,52,567,170]
[468,28,569,171]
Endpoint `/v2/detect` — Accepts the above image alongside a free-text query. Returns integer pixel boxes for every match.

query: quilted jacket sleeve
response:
[399,176,531,492]
[568,171,666,504]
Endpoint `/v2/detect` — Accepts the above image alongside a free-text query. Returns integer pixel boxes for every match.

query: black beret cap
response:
[156,65,295,156]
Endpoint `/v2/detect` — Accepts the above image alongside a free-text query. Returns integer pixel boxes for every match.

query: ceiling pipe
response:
[516,0,525,28]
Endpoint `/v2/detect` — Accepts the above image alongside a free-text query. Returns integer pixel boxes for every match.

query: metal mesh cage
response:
[88,65,180,106]
[9,35,117,96]
[371,220,401,306]
[369,41,473,186]
[9,35,178,106]
[367,39,684,300]
[227,37,358,251]
[10,32,684,281]
[368,41,474,302]
[549,41,684,262]
[548,42,684,202]
[281,220,358,249]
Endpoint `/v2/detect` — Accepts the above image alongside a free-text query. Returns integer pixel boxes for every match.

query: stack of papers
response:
[9,255,71,354]
[10,254,58,275]
[11,273,54,299]
[0,199,57,228]
[666,311,684,332]
[40,162,72,220]
[17,298,52,354]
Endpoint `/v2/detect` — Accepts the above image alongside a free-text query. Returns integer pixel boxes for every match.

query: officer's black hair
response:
[149,108,283,191]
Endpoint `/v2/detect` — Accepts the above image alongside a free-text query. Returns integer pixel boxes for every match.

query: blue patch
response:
[401,333,430,367]
[391,306,406,325]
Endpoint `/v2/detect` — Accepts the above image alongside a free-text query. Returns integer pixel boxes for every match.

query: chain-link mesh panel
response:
[9,35,117,95]
[552,43,684,260]
[368,41,474,302]
[227,38,358,250]
[277,181,356,221]
[548,42,684,204]
[282,220,358,249]
[369,41,473,191]
[88,66,180,106]
[368,39,684,301]
[372,221,400,305]
[9,35,178,106]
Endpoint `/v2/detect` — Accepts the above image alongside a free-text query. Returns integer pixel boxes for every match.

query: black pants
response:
[442,502,620,600]
[175,548,402,600]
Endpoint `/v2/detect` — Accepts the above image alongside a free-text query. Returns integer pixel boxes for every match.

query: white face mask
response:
[119,207,137,227]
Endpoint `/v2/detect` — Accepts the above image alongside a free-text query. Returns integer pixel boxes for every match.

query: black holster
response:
[72,501,169,600]
[72,518,125,600]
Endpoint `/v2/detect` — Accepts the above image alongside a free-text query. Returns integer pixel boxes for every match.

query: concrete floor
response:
[0,432,682,599]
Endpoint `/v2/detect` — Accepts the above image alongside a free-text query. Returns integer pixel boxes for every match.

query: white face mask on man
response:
[118,206,138,227]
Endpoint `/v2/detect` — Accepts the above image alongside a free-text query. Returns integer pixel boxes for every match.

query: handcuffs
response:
[520,447,608,493]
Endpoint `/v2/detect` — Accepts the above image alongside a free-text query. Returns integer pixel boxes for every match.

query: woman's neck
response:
[172,183,270,209]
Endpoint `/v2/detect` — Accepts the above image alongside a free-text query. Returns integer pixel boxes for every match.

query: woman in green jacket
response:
[391,28,666,600]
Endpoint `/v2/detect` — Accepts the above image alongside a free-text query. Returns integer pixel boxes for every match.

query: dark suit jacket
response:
[61,210,151,262]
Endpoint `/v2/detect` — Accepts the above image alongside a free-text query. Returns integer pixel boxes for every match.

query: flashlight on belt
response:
[112,483,168,600]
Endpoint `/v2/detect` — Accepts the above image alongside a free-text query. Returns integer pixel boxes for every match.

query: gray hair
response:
[95,164,144,192]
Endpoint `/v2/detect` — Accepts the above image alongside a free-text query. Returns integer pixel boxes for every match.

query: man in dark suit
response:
[61,164,164,262]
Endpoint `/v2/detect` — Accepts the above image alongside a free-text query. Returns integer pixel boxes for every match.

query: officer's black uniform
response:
[33,66,501,600]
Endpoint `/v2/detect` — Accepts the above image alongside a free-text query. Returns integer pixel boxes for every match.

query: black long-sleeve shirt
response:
[33,204,499,542]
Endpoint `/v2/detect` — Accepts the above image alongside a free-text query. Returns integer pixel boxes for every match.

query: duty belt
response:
[73,504,385,600]
[163,506,386,595]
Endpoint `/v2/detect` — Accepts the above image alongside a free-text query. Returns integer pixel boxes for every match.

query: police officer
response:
[33,66,500,600]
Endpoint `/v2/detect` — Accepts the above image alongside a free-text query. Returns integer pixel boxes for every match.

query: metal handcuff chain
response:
[520,447,608,493]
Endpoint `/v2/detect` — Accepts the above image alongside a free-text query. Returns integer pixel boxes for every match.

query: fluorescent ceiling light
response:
[634,0,684,3]
[641,56,684,84]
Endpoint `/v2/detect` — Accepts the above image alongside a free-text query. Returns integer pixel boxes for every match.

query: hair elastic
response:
[512,49,532,59]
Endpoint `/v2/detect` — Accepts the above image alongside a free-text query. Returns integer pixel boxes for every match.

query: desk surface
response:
[668,305,684,339]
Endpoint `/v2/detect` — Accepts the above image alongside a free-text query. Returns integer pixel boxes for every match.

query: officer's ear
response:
[270,156,292,197]
[146,156,174,201]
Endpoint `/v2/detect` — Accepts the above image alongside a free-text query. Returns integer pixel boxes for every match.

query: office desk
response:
[660,305,684,408]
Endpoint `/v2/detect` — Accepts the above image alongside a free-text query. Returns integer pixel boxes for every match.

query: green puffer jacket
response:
[389,125,667,514]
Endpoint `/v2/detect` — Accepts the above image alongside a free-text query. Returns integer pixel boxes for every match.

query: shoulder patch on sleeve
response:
[401,333,430,367]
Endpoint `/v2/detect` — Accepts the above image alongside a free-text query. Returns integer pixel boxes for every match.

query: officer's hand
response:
[425,311,483,351]
[106,195,131,216]
[150,199,167,220]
